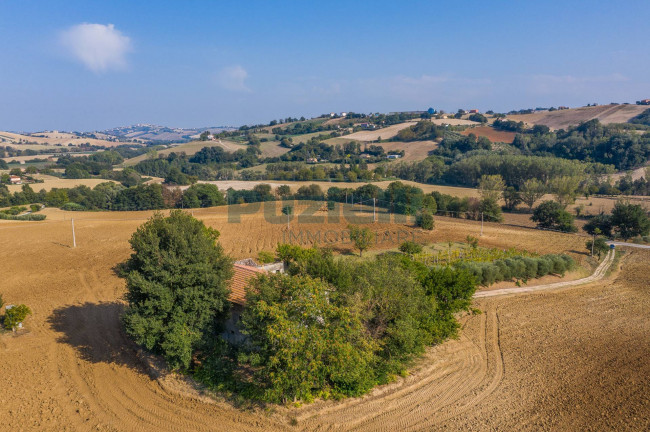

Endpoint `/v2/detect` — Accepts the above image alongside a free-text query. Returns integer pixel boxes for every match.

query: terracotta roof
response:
[228,264,266,306]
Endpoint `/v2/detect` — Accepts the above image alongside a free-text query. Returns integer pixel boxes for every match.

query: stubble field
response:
[0,205,648,431]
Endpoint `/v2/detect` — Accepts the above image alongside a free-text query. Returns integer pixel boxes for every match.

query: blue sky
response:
[1,0,649,131]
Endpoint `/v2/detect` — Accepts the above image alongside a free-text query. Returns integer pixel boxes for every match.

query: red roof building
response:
[228,263,266,306]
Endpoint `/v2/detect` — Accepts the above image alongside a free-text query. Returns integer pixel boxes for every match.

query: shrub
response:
[4,304,31,330]
[0,206,27,216]
[348,225,374,257]
[416,211,434,230]
[456,253,574,285]
[536,257,552,277]
[61,202,86,211]
[0,213,46,221]
[257,250,276,264]
[521,257,538,279]
[399,241,423,256]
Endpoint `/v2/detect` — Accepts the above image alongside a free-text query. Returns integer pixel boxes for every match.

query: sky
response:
[1,0,649,132]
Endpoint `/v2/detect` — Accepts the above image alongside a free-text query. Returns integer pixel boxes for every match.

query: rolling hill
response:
[507,104,648,129]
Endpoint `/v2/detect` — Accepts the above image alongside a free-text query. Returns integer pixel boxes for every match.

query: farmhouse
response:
[222,260,286,344]
[9,175,22,185]
[359,123,376,129]
[222,263,265,344]
[469,109,479,114]
[638,99,650,105]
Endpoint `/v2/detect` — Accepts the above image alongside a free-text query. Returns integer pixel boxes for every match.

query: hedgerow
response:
[454,253,574,286]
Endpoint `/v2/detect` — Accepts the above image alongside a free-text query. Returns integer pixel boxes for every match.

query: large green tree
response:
[531,200,577,232]
[121,210,233,369]
[611,201,650,240]
[240,273,377,402]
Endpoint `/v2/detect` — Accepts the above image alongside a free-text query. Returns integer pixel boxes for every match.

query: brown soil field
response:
[1,205,647,431]
[508,104,648,130]
[460,125,517,143]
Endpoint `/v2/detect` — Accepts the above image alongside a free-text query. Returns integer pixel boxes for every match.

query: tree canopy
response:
[121,210,233,369]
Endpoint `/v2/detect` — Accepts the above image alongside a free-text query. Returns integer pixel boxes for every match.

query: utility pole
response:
[373,198,376,222]
[480,212,484,237]
[71,218,76,248]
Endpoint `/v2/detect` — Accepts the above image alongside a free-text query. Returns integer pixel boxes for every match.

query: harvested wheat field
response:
[374,140,438,161]
[0,130,123,148]
[507,104,648,130]
[1,205,648,431]
[6,174,119,193]
[343,122,418,141]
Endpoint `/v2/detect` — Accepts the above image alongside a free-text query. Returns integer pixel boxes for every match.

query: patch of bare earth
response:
[460,125,517,143]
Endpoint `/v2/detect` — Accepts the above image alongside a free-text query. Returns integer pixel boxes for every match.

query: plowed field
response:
[1,206,647,431]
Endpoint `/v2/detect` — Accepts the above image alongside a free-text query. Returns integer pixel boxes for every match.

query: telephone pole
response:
[71,219,76,248]
[373,198,376,222]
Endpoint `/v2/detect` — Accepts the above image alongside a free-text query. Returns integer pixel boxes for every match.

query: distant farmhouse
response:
[637,99,650,105]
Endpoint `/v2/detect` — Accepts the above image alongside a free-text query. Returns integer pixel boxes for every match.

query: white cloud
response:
[59,23,132,72]
[216,65,251,92]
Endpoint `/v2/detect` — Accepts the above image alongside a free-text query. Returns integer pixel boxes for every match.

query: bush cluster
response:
[455,254,575,286]
[194,246,477,404]
[0,212,46,221]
